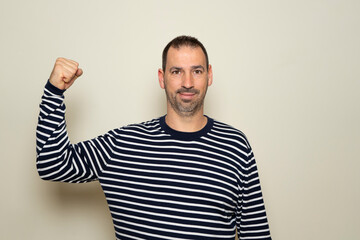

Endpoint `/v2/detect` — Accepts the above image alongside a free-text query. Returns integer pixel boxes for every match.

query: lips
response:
[177,89,199,101]
[177,88,199,94]
[180,92,195,96]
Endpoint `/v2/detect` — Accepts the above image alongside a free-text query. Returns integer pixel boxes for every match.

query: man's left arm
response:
[236,146,271,240]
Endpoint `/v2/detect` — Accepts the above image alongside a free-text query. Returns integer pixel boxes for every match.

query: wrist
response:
[45,79,66,95]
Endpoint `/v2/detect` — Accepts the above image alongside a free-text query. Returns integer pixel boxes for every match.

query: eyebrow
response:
[169,65,205,72]
[169,67,182,72]
[191,65,205,71]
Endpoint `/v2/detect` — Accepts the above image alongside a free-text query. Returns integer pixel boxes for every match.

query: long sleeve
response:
[236,145,271,239]
[36,81,107,183]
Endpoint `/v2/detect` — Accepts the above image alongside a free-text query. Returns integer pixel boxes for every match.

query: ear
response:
[158,68,165,89]
[207,64,213,86]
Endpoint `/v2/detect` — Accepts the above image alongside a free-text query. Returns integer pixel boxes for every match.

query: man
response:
[36,36,271,239]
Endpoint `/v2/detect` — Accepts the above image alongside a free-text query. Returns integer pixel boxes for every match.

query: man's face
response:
[158,46,213,117]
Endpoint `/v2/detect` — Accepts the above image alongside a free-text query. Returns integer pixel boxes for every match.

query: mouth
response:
[177,89,198,101]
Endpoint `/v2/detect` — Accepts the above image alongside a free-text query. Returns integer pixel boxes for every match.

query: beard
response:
[164,85,208,117]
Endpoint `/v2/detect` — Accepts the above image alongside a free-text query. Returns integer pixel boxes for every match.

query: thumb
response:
[75,68,83,77]
[64,68,83,89]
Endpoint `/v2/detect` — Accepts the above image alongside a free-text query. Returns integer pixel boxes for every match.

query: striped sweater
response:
[36,81,271,240]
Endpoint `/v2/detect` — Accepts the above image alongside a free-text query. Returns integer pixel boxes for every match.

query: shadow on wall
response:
[47,181,108,208]
[35,180,115,238]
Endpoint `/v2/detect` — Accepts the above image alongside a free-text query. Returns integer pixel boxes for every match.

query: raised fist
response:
[49,57,83,90]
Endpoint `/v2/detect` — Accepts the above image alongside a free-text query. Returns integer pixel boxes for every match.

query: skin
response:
[49,57,83,90]
[158,46,213,132]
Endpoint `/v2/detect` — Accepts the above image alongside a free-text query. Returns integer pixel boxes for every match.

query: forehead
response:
[166,46,206,68]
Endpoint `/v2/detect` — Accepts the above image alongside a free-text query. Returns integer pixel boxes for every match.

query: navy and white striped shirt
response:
[36,81,271,240]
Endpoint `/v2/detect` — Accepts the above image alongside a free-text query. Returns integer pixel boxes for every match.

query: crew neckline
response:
[159,115,213,141]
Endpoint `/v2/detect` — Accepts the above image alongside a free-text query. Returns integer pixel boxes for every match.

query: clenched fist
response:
[49,57,83,90]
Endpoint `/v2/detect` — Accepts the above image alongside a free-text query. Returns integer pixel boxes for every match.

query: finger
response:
[63,58,79,66]
[57,58,80,74]
[64,68,82,85]
[64,77,77,90]
[61,67,78,83]
[60,60,79,73]
[60,62,80,82]
[61,64,78,77]
[57,57,79,67]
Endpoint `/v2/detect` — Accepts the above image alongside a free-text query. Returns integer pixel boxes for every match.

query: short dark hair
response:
[162,35,209,72]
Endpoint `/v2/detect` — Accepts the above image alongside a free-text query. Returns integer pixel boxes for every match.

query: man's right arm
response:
[36,58,105,183]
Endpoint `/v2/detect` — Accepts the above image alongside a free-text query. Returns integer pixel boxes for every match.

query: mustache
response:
[176,88,200,94]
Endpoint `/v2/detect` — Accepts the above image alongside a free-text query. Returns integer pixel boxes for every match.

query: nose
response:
[182,71,194,89]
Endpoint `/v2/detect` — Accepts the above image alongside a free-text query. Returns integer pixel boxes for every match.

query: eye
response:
[194,69,203,75]
[171,70,181,75]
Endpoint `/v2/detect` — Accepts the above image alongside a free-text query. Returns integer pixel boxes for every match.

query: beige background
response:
[1,0,359,239]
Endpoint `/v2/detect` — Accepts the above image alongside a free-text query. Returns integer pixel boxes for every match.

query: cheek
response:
[164,81,176,95]
[196,79,209,90]
[165,79,181,90]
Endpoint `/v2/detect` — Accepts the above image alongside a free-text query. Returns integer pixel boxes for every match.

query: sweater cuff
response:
[45,80,66,95]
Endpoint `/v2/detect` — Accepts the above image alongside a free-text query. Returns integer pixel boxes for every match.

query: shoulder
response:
[85,117,164,149]
[107,117,164,138]
[209,118,252,150]
[123,117,162,131]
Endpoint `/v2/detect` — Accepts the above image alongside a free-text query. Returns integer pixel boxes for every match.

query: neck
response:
[165,108,207,132]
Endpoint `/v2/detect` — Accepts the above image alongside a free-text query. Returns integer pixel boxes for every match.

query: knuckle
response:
[54,62,62,69]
